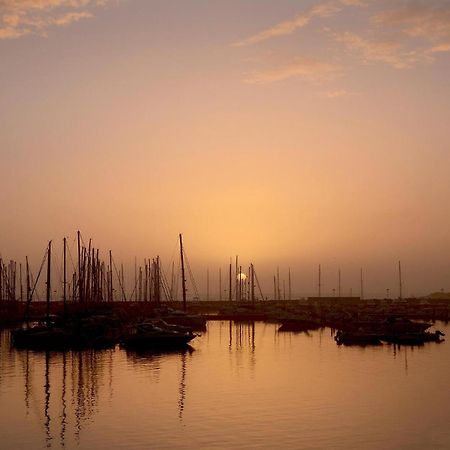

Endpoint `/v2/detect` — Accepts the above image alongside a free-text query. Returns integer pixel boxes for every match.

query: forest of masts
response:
[0,232,278,305]
[0,233,407,304]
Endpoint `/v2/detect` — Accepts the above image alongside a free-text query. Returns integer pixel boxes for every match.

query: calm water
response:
[0,321,449,450]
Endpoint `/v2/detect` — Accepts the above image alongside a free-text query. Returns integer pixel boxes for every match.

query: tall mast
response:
[338,268,341,298]
[288,268,291,301]
[219,267,222,301]
[77,231,82,303]
[228,260,232,302]
[360,268,364,300]
[63,237,67,315]
[46,241,52,326]
[121,263,125,302]
[179,234,187,311]
[318,264,321,298]
[19,263,23,302]
[398,260,403,299]
[250,263,255,303]
[170,261,175,301]
[206,268,209,302]
[25,256,30,325]
[277,267,280,301]
[235,256,238,302]
[109,250,113,302]
[239,265,242,302]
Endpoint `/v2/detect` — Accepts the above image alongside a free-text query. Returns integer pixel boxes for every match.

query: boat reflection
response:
[15,345,114,449]
[125,346,195,420]
[228,321,256,351]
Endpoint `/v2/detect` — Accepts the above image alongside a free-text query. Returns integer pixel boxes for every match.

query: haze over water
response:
[0,321,449,450]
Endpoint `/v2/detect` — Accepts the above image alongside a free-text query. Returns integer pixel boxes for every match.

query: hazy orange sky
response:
[1,0,450,297]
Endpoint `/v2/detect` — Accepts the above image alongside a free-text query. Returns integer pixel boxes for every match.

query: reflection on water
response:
[124,346,194,420]
[0,321,449,450]
[6,348,115,449]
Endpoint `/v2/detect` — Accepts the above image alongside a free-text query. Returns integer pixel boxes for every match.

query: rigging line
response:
[29,244,48,303]
[160,263,173,301]
[254,268,265,301]
[66,239,77,274]
[111,255,127,301]
[173,257,181,302]
[183,251,200,300]
[165,237,179,278]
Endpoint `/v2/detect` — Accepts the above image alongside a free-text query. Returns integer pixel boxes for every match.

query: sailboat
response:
[120,234,197,349]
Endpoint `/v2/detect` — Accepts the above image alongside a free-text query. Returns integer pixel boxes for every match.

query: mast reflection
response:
[125,347,194,420]
[17,348,114,448]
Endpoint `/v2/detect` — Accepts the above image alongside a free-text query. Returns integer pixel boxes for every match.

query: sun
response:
[237,272,247,281]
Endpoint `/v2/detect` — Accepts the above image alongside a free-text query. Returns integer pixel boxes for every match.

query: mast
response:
[288,267,291,301]
[277,267,280,301]
[134,256,137,301]
[228,260,232,302]
[398,260,403,300]
[155,256,161,304]
[235,256,238,302]
[250,264,255,303]
[63,237,67,315]
[170,261,175,301]
[239,265,242,302]
[318,264,321,298]
[206,268,209,302]
[360,268,364,300]
[219,267,222,301]
[25,256,30,325]
[109,250,113,302]
[121,263,125,301]
[46,241,52,326]
[77,231,82,303]
[338,268,341,298]
[179,234,187,311]
[19,263,23,302]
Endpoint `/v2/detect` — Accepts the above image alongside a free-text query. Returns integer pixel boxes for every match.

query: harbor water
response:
[0,321,449,449]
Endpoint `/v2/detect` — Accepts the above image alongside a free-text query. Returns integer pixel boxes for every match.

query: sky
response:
[0,0,450,298]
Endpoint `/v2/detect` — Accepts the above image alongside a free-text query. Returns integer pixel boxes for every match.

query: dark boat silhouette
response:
[120,320,196,349]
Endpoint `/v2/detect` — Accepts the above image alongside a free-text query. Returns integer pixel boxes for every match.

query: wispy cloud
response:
[335,31,431,69]
[0,0,115,39]
[244,57,342,84]
[233,0,364,47]
[372,1,450,54]
[319,89,355,98]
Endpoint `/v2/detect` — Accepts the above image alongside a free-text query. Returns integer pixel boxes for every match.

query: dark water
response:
[0,321,449,449]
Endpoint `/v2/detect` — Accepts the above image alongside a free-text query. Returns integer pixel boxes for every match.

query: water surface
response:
[0,321,449,449]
